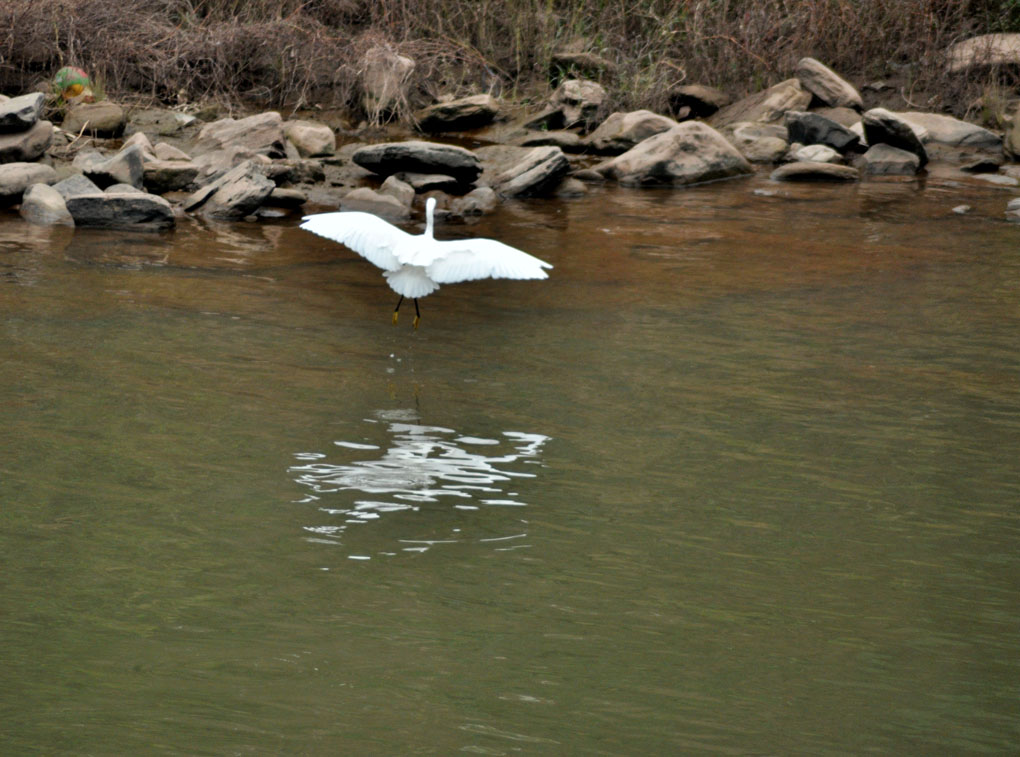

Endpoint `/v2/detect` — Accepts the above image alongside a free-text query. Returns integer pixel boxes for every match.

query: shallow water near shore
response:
[2,174,1019,754]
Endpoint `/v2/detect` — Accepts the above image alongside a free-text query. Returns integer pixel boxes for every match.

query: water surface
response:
[2,175,1019,754]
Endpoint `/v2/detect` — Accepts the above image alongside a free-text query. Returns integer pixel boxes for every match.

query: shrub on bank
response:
[1,0,1019,119]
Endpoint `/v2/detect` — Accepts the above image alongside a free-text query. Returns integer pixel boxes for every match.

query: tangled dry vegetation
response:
[1,0,1019,120]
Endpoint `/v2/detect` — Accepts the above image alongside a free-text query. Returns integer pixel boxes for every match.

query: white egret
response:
[299,197,552,328]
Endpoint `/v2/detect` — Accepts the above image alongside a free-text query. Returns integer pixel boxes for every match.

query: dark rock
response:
[784,111,861,153]
[65,191,176,230]
[668,84,731,119]
[862,108,928,167]
[352,141,481,184]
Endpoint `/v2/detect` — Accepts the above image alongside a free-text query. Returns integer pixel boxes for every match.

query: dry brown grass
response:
[0,0,1017,119]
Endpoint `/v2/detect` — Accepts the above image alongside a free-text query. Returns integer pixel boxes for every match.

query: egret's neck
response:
[424,199,435,239]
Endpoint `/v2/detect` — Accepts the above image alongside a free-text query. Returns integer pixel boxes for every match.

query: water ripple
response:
[289,410,549,556]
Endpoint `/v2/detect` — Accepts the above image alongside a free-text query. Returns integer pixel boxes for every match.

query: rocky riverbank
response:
[4,37,1020,231]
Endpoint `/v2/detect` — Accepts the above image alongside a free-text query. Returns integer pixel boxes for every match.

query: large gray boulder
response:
[584,110,679,154]
[784,111,861,153]
[65,191,176,230]
[283,119,335,157]
[0,93,45,133]
[143,159,200,194]
[352,141,482,184]
[946,33,1020,74]
[857,143,921,176]
[73,145,145,189]
[551,79,606,130]
[416,94,500,132]
[0,120,53,163]
[361,45,415,121]
[898,112,1001,151]
[339,187,411,219]
[487,146,570,198]
[710,79,812,128]
[595,121,753,186]
[727,122,789,163]
[53,173,102,199]
[20,183,74,226]
[862,108,928,167]
[0,162,57,205]
[183,159,275,219]
[194,112,287,157]
[62,101,126,137]
[794,58,863,110]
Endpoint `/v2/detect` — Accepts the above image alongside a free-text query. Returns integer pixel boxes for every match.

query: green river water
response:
[2,175,1018,754]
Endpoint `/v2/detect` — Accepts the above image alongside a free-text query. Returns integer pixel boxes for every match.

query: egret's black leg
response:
[393,295,403,325]
[413,299,421,330]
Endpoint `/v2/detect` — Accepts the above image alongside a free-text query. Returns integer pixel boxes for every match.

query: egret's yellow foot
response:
[413,315,420,330]
[392,311,399,325]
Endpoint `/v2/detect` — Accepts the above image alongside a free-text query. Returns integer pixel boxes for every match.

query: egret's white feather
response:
[426,239,552,283]
[299,197,552,324]
[383,266,440,299]
[299,211,410,272]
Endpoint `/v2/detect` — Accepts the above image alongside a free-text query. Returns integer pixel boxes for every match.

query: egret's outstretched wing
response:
[300,212,413,272]
[426,238,553,284]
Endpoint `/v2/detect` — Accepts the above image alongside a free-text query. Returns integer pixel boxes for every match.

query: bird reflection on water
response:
[290,409,549,557]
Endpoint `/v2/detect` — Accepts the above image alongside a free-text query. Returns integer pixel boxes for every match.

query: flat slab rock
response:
[770,162,860,182]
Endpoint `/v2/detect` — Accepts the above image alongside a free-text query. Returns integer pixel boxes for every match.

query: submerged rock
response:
[770,162,859,182]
